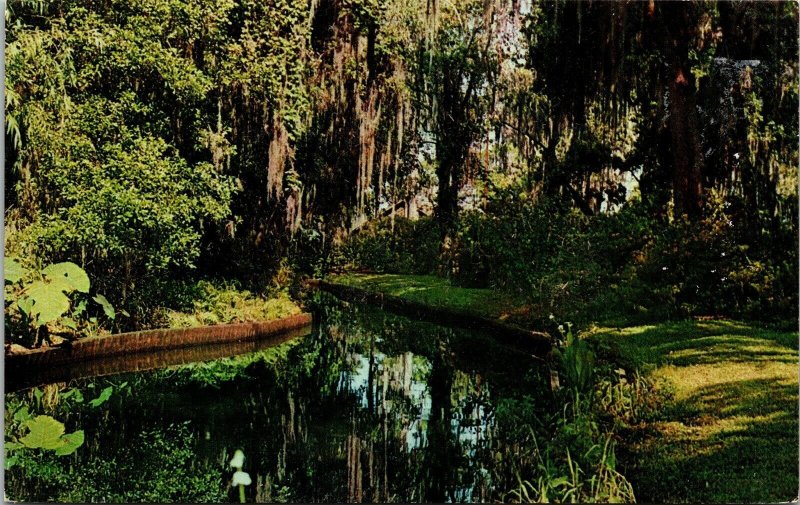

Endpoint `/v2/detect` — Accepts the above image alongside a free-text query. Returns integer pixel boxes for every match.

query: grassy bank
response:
[328,273,532,325]
[588,320,799,503]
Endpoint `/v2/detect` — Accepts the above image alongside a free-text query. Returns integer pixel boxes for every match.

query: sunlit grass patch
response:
[589,319,798,503]
[329,273,529,323]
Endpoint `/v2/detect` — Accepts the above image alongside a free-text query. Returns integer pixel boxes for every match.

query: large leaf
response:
[23,281,71,325]
[16,296,34,317]
[89,386,114,407]
[93,294,115,320]
[5,259,26,284]
[42,262,90,293]
[20,416,65,450]
[54,430,84,456]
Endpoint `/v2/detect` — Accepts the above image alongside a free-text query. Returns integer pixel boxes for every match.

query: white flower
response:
[229,449,245,469]
[232,471,252,487]
[662,266,668,271]
[549,313,555,321]
[558,324,564,333]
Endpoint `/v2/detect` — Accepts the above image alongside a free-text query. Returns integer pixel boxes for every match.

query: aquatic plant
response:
[5,406,84,470]
[229,449,251,503]
[553,322,596,398]
[507,429,634,503]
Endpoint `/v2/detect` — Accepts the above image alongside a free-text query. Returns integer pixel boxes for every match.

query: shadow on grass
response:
[627,378,798,503]
[594,319,799,503]
[673,378,798,424]
[593,319,798,367]
[331,273,527,321]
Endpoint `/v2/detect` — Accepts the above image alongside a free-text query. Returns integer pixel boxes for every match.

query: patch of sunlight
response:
[396,286,432,295]
[662,411,794,444]
[655,362,798,404]
[666,338,790,361]
[699,319,753,331]
[591,325,658,337]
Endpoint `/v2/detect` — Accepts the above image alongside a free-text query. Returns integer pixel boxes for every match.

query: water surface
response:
[5,295,552,502]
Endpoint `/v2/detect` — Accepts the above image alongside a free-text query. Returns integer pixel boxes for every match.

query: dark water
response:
[5,295,552,503]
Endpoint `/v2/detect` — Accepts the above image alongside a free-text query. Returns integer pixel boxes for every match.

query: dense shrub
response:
[335,217,440,275]
[8,136,234,325]
[629,192,798,321]
[448,199,655,322]
[338,193,796,324]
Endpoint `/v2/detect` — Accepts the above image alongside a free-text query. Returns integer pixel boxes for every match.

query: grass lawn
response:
[328,273,532,324]
[588,320,799,503]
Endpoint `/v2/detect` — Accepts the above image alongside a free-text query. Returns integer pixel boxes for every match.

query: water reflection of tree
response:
[318,298,540,502]
[8,297,549,502]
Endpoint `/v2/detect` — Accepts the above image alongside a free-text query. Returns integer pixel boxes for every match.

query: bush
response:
[626,191,798,321]
[335,217,440,275]
[336,192,796,324]
[449,198,655,322]
[154,280,301,329]
[11,136,234,323]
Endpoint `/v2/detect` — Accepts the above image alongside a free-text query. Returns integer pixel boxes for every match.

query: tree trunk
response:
[435,151,461,275]
[666,7,704,219]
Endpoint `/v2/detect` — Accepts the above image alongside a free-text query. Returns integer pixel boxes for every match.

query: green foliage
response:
[345,192,796,325]
[336,217,440,275]
[88,386,114,408]
[509,436,635,504]
[17,416,84,456]
[4,257,118,346]
[553,323,595,399]
[171,339,300,388]
[595,368,665,426]
[5,409,85,470]
[18,416,66,450]
[501,391,636,503]
[21,136,234,296]
[330,273,527,324]
[5,258,27,283]
[625,192,798,321]
[9,421,227,503]
[159,280,301,329]
[92,294,116,320]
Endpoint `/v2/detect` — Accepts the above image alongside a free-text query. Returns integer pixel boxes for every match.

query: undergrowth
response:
[157,280,301,329]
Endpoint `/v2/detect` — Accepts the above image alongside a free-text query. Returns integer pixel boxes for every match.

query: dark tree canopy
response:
[5,0,797,319]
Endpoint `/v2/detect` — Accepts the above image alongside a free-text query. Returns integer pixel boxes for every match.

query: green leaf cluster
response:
[5,257,119,345]
[6,412,85,469]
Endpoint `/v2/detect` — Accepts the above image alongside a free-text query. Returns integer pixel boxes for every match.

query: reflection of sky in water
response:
[335,348,496,502]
